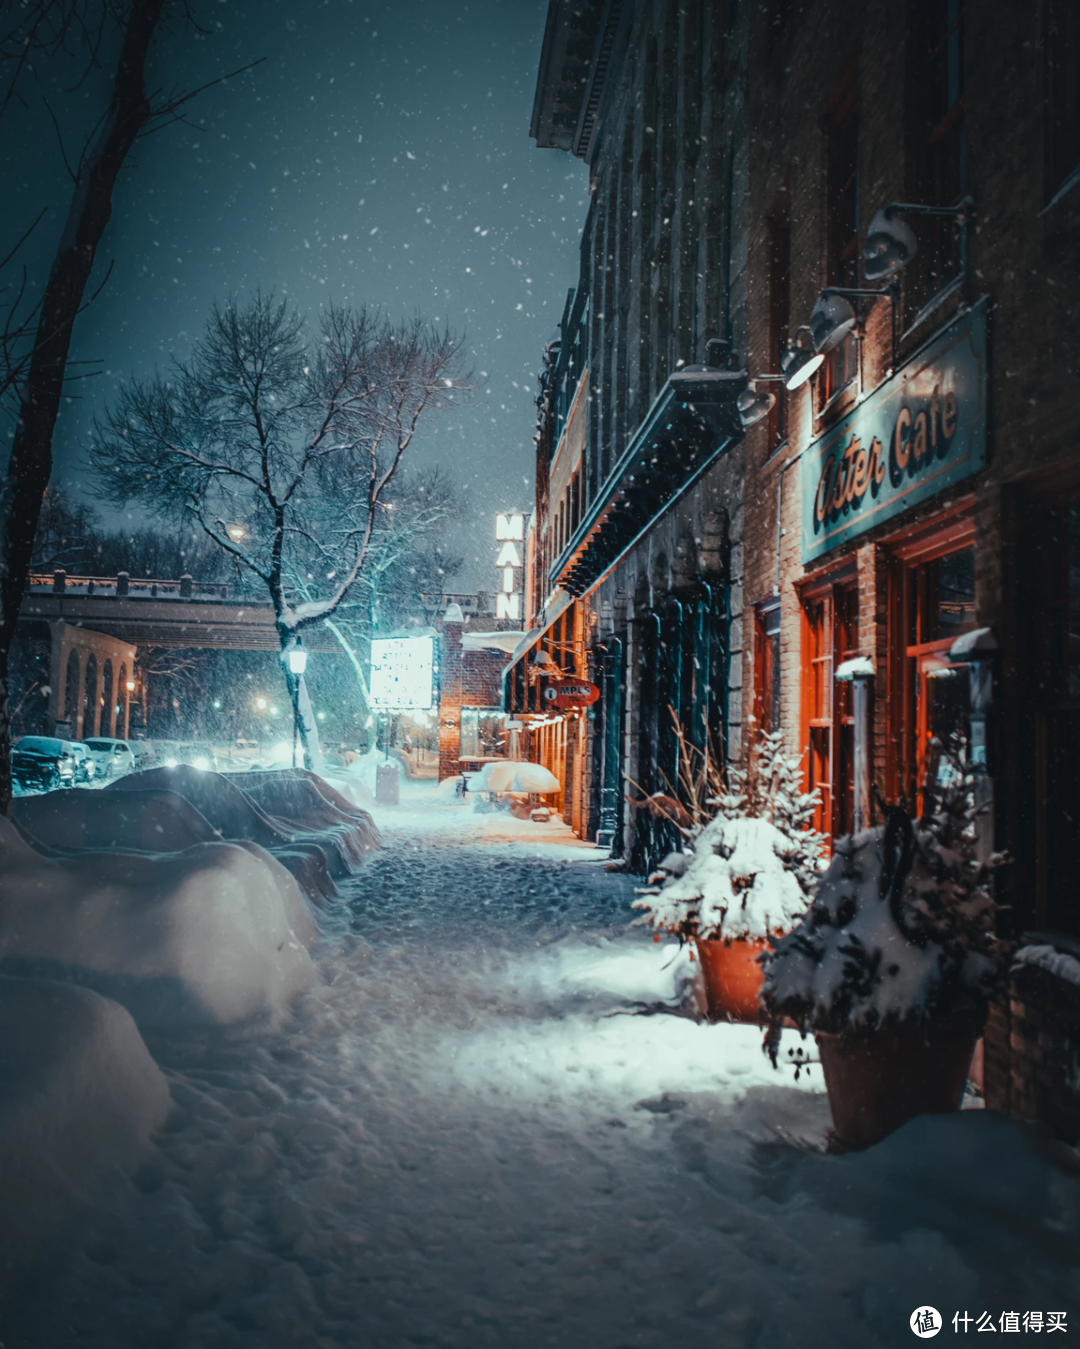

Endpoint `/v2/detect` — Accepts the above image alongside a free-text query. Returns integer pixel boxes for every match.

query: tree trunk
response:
[0,0,165,811]
[283,664,325,774]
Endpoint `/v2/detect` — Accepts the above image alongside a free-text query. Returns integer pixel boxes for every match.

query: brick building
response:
[516,0,1080,1136]
[507,0,751,859]
[735,0,1080,1134]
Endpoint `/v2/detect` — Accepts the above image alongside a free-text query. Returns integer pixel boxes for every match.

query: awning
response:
[500,590,579,715]
[549,368,746,597]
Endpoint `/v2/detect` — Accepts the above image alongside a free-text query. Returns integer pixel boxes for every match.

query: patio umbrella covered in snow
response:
[472,761,560,794]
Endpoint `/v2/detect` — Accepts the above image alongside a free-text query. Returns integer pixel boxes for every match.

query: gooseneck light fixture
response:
[781,327,826,391]
[736,374,787,429]
[862,196,975,282]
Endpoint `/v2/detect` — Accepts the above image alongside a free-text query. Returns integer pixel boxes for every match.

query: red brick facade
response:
[436,621,508,783]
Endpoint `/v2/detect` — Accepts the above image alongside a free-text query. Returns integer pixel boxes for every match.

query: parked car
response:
[82,737,136,779]
[69,743,96,784]
[12,736,78,792]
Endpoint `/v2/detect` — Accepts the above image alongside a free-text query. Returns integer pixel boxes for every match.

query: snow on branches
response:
[761,750,1011,1062]
[633,728,827,944]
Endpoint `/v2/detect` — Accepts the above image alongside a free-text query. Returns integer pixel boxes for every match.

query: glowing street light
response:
[255,696,268,712]
[226,522,248,543]
[286,638,309,768]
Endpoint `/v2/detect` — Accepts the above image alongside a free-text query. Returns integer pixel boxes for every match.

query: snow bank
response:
[636,814,811,941]
[13,786,220,853]
[232,768,380,869]
[107,765,379,887]
[318,768,374,810]
[0,976,170,1277]
[0,817,316,1029]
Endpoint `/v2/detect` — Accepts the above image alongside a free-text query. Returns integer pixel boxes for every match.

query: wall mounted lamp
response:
[863,196,975,282]
[780,327,825,391]
[809,282,901,364]
[736,374,786,428]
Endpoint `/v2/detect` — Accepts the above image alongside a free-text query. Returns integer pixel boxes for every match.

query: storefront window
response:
[459,708,507,759]
[801,578,858,838]
[754,602,782,733]
[897,543,976,811]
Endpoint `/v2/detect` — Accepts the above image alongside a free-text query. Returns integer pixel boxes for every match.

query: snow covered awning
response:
[548,369,745,598]
[460,630,529,656]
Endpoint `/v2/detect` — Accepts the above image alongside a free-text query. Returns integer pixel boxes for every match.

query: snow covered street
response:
[4,786,1079,1349]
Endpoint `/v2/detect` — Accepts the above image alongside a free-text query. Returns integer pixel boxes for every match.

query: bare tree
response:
[0,0,260,807]
[89,293,470,768]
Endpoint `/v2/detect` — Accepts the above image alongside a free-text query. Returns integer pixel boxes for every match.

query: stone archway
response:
[101,660,114,737]
[82,653,98,739]
[60,648,80,730]
[47,622,137,741]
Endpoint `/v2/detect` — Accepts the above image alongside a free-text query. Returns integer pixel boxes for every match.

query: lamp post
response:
[287,639,308,769]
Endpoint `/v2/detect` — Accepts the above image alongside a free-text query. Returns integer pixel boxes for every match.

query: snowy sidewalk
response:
[5,785,1078,1349]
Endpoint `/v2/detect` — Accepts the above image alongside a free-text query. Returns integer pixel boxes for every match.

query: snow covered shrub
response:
[760,757,1011,1063]
[633,729,827,943]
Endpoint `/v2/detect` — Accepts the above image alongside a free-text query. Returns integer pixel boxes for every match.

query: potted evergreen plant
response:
[634,729,825,1022]
[760,755,1011,1150]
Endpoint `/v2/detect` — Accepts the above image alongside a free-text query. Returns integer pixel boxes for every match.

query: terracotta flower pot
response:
[694,937,769,1023]
[815,1012,984,1151]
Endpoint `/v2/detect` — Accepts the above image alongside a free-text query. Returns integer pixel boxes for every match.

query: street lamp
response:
[255,696,268,712]
[226,522,248,543]
[286,639,308,768]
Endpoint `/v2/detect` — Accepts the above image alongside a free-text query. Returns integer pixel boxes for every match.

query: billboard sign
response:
[800,299,988,563]
[370,636,435,710]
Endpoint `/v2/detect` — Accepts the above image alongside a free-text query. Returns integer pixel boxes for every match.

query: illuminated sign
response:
[542,682,600,709]
[369,637,434,709]
[495,512,525,620]
[800,299,987,562]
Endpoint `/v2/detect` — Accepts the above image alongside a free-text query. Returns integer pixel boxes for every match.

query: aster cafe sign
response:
[801,299,987,563]
[494,512,525,620]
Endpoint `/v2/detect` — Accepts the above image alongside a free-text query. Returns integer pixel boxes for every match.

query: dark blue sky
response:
[6,0,587,587]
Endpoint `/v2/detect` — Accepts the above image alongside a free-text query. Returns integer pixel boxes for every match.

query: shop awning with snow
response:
[547,368,746,597]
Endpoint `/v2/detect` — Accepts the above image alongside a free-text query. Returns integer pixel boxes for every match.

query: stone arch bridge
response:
[20,570,341,741]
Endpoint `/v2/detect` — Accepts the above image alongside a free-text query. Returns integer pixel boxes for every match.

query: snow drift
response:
[0,976,170,1278]
[0,816,316,1029]
[14,781,338,907]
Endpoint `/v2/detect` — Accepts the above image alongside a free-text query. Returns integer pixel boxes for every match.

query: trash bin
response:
[375,760,400,806]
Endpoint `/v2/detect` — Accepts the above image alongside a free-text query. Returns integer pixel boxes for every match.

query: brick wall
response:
[984,964,1080,1145]
[437,622,508,781]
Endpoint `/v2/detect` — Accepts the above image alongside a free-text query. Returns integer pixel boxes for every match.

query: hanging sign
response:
[800,299,987,563]
[543,681,600,709]
[494,512,526,620]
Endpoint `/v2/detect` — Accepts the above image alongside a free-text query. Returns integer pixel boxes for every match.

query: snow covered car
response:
[82,737,136,779]
[12,736,78,792]
[69,743,96,784]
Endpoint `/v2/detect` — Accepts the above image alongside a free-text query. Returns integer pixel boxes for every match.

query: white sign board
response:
[370,637,434,710]
[495,512,525,620]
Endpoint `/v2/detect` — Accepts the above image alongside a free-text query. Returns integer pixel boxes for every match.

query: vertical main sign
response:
[495,512,525,621]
